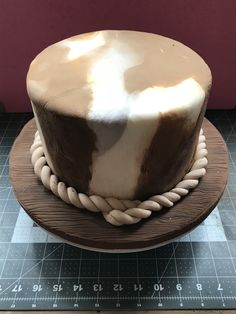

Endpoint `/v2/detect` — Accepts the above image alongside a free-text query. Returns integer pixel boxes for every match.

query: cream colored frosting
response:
[27,30,212,199]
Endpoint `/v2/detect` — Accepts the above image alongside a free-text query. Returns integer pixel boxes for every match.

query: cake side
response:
[27,30,212,200]
[136,95,209,199]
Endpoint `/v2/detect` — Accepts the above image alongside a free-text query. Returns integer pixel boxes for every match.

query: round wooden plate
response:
[9,118,228,252]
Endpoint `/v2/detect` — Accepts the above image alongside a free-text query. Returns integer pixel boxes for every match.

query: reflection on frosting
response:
[132,78,205,121]
[87,42,205,122]
[61,32,105,61]
[87,46,140,121]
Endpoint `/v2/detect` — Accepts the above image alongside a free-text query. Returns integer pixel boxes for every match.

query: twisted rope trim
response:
[30,129,208,226]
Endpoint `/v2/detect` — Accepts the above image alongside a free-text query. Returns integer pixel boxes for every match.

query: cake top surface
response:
[27,30,212,118]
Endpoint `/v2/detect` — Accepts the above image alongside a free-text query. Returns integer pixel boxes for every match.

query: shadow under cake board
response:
[9,118,228,252]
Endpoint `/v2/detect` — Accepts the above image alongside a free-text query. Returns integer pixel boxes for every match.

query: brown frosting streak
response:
[33,103,97,193]
[135,105,206,200]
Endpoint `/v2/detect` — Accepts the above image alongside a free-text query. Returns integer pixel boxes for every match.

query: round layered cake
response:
[27,30,212,224]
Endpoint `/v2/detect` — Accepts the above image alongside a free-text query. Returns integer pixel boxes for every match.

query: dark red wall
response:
[1,0,235,111]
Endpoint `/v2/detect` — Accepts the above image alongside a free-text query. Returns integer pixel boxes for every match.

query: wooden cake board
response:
[9,118,228,253]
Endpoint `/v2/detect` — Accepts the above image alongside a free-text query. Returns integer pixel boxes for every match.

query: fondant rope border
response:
[30,130,208,226]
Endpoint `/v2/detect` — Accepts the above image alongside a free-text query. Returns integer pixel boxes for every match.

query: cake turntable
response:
[9,118,228,253]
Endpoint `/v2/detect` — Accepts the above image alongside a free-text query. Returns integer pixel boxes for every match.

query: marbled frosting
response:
[27,30,212,200]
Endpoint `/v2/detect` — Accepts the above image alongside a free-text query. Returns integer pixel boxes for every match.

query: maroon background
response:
[1,0,236,111]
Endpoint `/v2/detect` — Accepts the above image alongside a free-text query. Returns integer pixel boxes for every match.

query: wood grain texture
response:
[9,118,228,251]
